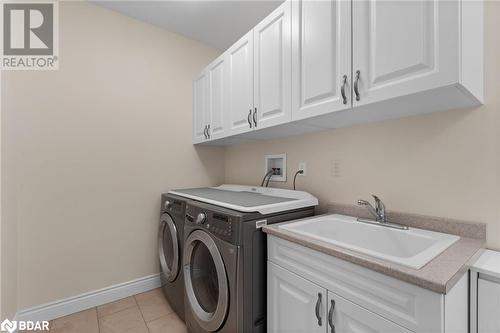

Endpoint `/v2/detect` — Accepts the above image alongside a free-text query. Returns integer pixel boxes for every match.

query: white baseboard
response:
[15,274,161,323]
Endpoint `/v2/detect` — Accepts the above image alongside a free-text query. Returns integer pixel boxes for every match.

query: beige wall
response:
[2,61,18,319]
[2,2,224,310]
[226,1,500,250]
[1,0,499,316]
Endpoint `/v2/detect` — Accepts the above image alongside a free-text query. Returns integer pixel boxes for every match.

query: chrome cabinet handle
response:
[207,124,210,139]
[247,109,253,128]
[315,293,323,326]
[203,125,208,139]
[253,108,258,127]
[340,75,348,105]
[328,299,335,333]
[354,70,360,101]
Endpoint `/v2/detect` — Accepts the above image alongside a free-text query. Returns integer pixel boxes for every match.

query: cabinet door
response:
[291,0,351,121]
[352,0,459,107]
[193,71,209,144]
[227,31,254,136]
[328,291,411,333]
[207,56,227,140]
[268,262,326,333]
[253,1,291,129]
[478,278,500,333]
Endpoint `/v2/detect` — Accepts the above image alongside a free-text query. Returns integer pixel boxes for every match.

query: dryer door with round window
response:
[158,213,180,282]
[184,230,229,332]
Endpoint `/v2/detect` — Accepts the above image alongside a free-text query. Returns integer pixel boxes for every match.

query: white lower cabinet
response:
[268,261,410,333]
[470,250,500,333]
[267,236,468,333]
[333,291,411,333]
[268,262,326,333]
[477,279,500,333]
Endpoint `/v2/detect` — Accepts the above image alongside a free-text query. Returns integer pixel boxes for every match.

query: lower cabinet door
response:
[328,291,412,333]
[268,262,327,333]
[478,278,500,333]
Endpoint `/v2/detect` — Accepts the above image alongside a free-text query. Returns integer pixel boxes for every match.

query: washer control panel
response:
[185,203,238,243]
[195,212,206,224]
[208,213,233,241]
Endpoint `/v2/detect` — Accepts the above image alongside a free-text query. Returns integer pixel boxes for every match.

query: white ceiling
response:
[93,1,284,50]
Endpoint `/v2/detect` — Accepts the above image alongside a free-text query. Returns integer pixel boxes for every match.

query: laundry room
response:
[0,1,499,333]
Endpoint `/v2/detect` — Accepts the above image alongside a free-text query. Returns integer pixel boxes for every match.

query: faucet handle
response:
[371,195,383,209]
[371,195,386,222]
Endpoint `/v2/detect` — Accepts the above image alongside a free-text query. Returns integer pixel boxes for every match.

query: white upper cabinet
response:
[193,0,483,145]
[352,0,458,106]
[291,0,352,121]
[192,71,209,144]
[207,55,228,140]
[193,55,228,143]
[227,31,254,136]
[253,1,292,129]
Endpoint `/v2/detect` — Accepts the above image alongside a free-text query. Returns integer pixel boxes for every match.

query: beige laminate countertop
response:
[263,216,485,294]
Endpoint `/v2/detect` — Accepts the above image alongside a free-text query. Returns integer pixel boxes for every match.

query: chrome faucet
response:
[357,195,386,222]
[356,195,408,230]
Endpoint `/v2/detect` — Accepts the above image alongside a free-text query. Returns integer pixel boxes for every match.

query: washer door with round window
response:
[158,213,180,282]
[184,230,229,332]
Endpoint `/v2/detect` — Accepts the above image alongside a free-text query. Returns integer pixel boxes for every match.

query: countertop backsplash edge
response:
[327,202,487,240]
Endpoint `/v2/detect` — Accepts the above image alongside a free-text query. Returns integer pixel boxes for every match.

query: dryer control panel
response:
[161,194,186,216]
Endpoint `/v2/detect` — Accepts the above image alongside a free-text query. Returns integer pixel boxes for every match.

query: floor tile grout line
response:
[148,311,176,325]
[96,298,138,320]
[135,289,175,323]
[95,307,101,333]
[134,294,151,333]
[49,290,178,333]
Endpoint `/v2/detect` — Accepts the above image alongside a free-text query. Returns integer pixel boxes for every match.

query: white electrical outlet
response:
[298,161,307,176]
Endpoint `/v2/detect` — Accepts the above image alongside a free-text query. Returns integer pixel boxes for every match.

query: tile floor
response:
[21,288,187,333]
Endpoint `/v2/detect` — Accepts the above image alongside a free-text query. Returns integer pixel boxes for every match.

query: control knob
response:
[196,212,207,224]
[164,200,172,210]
